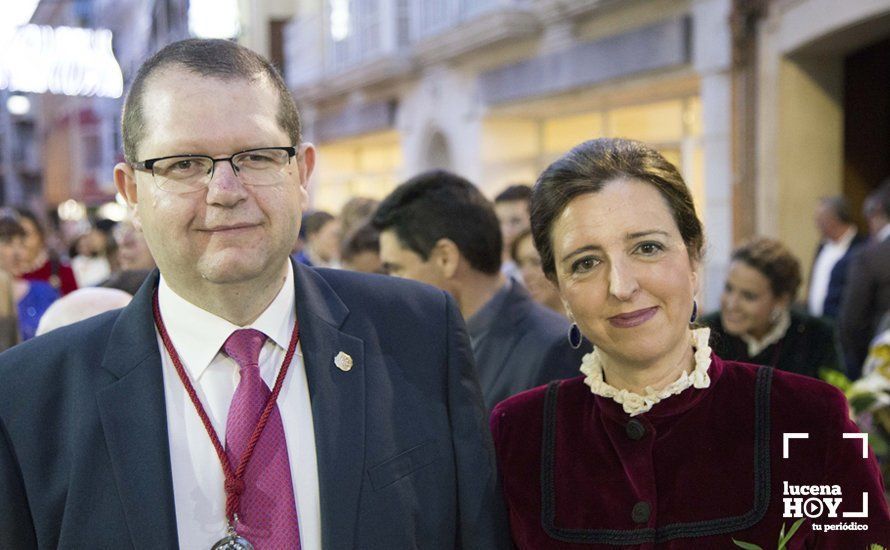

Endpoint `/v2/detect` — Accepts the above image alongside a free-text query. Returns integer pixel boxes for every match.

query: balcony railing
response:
[285,0,529,89]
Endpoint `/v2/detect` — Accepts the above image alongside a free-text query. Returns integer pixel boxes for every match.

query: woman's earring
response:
[568,323,583,349]
[690,300,698,324]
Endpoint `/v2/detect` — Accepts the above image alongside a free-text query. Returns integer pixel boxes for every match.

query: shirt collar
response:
[829,226,857,248]
[739,308,791,358]
[157,262,296,381]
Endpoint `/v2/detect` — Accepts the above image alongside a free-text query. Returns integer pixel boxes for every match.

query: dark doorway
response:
[844,34,890,226]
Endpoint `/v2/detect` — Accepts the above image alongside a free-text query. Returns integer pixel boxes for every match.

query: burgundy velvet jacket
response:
[491,355,890,549]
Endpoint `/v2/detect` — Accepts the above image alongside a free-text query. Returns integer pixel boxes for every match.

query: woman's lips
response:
[608,306,658,328]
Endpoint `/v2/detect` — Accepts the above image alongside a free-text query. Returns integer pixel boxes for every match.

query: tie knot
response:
[223,329,268,370]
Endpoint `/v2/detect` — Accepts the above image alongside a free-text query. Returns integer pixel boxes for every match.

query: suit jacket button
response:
[632,501,651,524]
[626,419,646,440]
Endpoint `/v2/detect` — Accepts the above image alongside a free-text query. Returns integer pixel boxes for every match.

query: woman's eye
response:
[636,241,664,255]
[571,257,598,273]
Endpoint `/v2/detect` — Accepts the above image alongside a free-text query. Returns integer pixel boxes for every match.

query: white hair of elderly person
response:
[36,287,132,336]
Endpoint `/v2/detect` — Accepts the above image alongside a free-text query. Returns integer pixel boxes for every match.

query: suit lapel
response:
[96,271,179,549]
[293,263,366,550]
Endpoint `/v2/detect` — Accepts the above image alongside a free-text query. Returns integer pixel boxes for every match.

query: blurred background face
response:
[514,232,563,315]
[18,217,44,265]
[114,222,156,271]
[720,260,787,339]
[495,200,529,253]
[379,229,447,288]
[311,219,342,263]
[344,250,383,274]
[0,237,26,275]
[76,229,106,257]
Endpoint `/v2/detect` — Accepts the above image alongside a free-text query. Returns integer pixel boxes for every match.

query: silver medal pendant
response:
[211,520,254,550]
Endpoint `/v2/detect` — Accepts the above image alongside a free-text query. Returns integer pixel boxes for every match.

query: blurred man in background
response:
[493,184,531,282]
[808,196,866,320]
[374,170,587,410]
[839,180,890,379]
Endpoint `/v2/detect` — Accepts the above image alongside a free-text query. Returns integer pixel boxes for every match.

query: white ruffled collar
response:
[580,327,713,417]
[739,309,790,358]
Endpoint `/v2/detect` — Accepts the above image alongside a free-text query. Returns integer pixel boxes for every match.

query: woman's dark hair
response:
[530,138,704,279]
[302,211,336,238]
[730,237,802,300]
[0,212,26,242]
[13,208,45,242]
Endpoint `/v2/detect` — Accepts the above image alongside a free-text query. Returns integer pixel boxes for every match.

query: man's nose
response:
[205,159,248,205]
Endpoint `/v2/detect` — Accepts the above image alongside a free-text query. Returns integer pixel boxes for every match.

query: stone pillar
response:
[693,0,734,310]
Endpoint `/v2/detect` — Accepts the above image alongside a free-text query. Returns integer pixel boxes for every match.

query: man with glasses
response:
[0,39,508,549]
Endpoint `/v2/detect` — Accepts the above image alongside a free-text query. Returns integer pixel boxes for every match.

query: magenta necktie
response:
[224,329,301,549]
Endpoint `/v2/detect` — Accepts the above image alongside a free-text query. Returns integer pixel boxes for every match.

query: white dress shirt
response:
[808,227,856,317]
[157,262,321,549]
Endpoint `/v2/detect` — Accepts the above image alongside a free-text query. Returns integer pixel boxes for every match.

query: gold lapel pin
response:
[334,351,353,372]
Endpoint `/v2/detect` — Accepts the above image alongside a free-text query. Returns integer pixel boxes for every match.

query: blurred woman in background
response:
[15,208,78,296]
[702,237,843,379]
[0,213,59,341]
[511,228,565,317]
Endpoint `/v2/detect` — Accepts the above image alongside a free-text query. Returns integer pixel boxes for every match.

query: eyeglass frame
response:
[131,145,298,188]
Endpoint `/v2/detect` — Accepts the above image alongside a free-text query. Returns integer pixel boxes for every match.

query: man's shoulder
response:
[311,267,449,313]
[852,236,890,267]
[0,310,120,382]
[504,284,569,336]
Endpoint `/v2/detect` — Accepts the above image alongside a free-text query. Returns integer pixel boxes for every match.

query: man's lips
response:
[608,306,658,328]
[198,223,259,232]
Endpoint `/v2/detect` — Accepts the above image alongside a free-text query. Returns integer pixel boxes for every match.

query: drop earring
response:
[568,323,583,349]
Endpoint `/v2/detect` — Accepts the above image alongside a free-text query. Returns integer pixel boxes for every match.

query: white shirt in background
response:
[808,227,856,317]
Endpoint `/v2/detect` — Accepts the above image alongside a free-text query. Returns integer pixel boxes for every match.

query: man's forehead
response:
[134,69,283,155]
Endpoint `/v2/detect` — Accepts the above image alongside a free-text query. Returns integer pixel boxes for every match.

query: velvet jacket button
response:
[632,501,651,524]
[626,419,646,440]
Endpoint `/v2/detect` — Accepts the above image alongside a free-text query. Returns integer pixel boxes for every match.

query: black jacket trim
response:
[540,366,773,544]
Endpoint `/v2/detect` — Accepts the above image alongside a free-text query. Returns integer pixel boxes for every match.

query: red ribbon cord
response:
[152,289,300,523]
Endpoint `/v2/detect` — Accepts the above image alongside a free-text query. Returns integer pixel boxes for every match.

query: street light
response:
[6,94,30,116]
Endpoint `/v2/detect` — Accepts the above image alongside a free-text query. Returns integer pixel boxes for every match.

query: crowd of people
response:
[0,208,157,345]
[0,38,888,548]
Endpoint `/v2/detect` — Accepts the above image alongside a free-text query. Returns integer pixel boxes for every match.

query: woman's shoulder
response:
[490,376,589,441]
[718,358,848,419]
[493,376,587,414]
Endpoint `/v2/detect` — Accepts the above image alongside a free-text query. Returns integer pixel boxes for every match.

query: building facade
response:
[281,0,890,309]
[283,0,734,307]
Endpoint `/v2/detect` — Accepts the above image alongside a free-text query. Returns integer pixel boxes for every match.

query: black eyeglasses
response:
[133,146,297,193]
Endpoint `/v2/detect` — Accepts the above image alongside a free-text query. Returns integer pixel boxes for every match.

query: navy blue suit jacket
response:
[0,262,510,548]
[472,282,589,411]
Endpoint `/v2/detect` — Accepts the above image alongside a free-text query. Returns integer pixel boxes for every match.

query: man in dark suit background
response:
[0,39,508,549]
[807,196,867,320]
[373,171,588,411]
[839,180,890,379]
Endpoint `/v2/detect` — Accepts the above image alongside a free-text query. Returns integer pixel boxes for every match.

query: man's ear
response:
[114,162,142,231]
[431,238,460,279]
[297,143,316,192]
